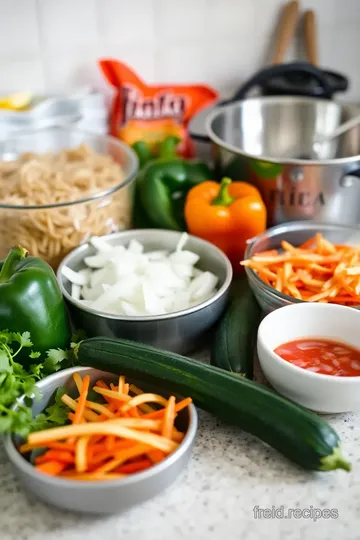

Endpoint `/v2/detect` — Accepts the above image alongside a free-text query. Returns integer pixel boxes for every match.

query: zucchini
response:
[75,337,351,472]
[211,279,260,378]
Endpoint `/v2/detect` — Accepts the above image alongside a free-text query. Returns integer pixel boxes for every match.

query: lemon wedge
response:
[0,92,33,111]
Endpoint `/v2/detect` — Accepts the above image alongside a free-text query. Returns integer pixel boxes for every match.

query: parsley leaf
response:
[0,330,72,436]
[29,387,68,432]
[0,350,11,372]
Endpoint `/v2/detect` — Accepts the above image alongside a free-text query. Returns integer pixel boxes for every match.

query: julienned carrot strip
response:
[141,397,192,419]
[129,384,154,412]
[93,387,131,402]
[28,422,178,453]
[35,450,74,465]
[121,393,168,412]
[68,413,89,424]
[75,436,89,473]
[62,394,99,422]
[105,436,115,451]
[85,400,115,418]
[116,459,152,474]
[73,372,83,394]
[162,396,176,439]
[89,443,136,466]
[36,460,67,476]
[128,407,140,417]
[72,375,90,425]
[147,449,165,463]
[93,444,151,474]
[19,441,75,453]
[59,472,125,481]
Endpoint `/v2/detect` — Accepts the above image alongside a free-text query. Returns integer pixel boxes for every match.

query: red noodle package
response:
[99,59,218,157]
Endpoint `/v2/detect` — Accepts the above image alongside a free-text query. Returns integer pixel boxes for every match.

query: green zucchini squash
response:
[211,279,260,378]
[75,337,351,472]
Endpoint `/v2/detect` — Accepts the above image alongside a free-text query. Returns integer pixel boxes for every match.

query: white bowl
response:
[257,303,360,413]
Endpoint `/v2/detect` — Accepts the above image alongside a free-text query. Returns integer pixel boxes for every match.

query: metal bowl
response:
[244,221,360,314]
[57,229,233,354]
[4,366,198,514]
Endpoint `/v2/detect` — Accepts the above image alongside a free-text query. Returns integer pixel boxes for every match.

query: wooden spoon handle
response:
[272,1,299,64]
[304,9,318,66]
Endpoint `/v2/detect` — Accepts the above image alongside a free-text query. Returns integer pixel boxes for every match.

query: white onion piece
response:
[169,250,200,266]
[62,266,89,286]
[90,236,112,252]
[128,239,144,254]
[176,232,188,252]
[188,271,219,300]
[71,283,81,301]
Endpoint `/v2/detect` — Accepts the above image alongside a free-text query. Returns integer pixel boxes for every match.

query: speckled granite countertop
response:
[1,350,359,540]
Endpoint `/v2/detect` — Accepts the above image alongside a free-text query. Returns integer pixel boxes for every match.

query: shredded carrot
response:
[93,387,131,402]
[35,450,74,465]
[75,436,90,473]
[162,396,176,439]
[62,394,99,422]
[24,372,191,482]
[72,375,90,425]
[121,393,168,412]
[116,459,152,474]
[85,400,115,418]
[92,444,150,474]
[141,397,192,419]
[241,233,360,306]
[73,372,83,394]
[147,449,165,463]
[36,460,67,476]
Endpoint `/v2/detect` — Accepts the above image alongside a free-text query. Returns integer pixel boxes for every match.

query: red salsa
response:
[274,338,360,377]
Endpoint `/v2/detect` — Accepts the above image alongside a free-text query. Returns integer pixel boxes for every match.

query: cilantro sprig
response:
[0,330,75,436]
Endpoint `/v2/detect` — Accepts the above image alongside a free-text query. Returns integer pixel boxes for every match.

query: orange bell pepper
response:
[184,177,267,271]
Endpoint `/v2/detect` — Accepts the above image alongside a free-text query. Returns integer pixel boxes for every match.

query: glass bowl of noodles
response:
[0,127,138,269]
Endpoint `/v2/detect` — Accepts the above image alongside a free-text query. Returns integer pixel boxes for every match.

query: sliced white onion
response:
[64,235,219,316]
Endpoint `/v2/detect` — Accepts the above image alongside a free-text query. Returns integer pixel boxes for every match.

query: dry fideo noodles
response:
[62,233,219,316]
[0,144,132,268]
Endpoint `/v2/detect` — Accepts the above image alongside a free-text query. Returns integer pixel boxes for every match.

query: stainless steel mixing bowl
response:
[4,366,198,514]
[57,229,233,354]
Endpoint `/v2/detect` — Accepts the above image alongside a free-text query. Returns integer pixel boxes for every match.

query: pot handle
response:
[340,165,360,187]
[223,61,333,104]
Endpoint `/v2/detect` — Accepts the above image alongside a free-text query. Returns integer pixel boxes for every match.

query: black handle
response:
[223,62,333,104]
[341,165,360,181]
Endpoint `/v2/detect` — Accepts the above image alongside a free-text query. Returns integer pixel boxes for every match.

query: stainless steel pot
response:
[206,96,360,226]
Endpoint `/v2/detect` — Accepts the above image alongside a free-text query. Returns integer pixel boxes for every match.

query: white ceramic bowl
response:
[257,303,360,413]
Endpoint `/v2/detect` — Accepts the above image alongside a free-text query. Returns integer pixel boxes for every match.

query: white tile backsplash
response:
[38,0,98,53]
[0,0,40,59]
[0,0,359,101]
[98,0,155,45]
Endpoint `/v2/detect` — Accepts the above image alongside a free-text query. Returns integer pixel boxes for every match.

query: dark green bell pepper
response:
[0,246,71,361]
[133,136,212,231]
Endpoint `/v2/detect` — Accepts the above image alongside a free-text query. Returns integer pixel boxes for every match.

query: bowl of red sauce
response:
[257,303,360,413]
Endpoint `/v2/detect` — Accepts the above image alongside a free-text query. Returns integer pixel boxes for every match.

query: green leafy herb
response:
[29,387,69,433]
[0,330,72,436]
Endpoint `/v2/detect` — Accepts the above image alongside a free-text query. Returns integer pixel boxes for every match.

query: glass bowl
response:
[244,221,360,314]
[0,127,138,269]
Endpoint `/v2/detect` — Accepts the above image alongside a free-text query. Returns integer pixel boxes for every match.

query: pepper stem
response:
[0,245,28,283]
[212,177,236,206]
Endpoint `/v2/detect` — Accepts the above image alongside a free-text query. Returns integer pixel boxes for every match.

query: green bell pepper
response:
[0,246,71,361]
[133,136,212,231]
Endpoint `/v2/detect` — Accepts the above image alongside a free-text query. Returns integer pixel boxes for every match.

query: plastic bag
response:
[99,59,218,157]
